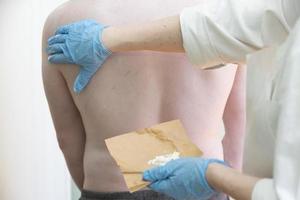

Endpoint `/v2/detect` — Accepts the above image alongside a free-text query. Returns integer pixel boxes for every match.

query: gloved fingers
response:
[47,43,66,55]
[148,180,171,194]
[48,34,67,46]
[143,166,170,182]
[48,53,72,64]
[73,67,94,93]
[55,24,72,35]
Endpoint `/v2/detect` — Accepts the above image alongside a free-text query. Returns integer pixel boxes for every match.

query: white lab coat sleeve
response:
[180,0,300,68]
[252,179,278,200]
[253,19,300,200]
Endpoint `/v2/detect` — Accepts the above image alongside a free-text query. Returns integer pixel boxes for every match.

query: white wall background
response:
[0,0,72,199]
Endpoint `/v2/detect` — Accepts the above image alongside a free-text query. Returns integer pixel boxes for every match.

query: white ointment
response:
[147,152,180,166]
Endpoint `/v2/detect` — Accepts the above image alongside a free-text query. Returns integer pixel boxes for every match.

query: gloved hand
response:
[143,157,226,200]
[47,20,112,93]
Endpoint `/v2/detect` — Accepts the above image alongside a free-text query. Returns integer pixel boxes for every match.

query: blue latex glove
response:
[47,20,112,93]
[143,157,226,200]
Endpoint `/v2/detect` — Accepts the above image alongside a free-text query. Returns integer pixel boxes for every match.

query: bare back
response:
[43,0,239,192]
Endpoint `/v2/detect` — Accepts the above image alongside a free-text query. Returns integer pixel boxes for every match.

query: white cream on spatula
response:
[147,152,180,166]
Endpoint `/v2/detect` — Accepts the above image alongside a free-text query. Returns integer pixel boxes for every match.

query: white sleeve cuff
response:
[252,179,278,200]
[180,2,224,69]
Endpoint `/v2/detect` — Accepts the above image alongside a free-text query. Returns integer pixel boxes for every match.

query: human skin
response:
[43,0,245,195]
[102,16,184,53]
[206,163,260,200]
[95,2,261,199]
[222,65,246,170]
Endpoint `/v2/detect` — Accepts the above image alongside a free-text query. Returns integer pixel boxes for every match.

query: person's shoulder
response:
[42,2,73,94]
[43,1,74,38]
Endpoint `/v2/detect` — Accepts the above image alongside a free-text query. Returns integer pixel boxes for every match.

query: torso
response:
[55,0,237,192]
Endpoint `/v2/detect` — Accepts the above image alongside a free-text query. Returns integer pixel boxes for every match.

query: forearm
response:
[64,156,84,189]
[207,163,260,200]
[59,132,85,189]
[102,15,184,53]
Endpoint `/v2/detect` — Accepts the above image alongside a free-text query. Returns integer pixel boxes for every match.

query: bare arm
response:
[42,22,85,188]
[103,16,184,53]
[102,0,297,68]
[222,66,246,170]
[207,163,260,200]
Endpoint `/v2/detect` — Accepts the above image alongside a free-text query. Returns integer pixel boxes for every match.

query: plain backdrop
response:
[0,0,74,199]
